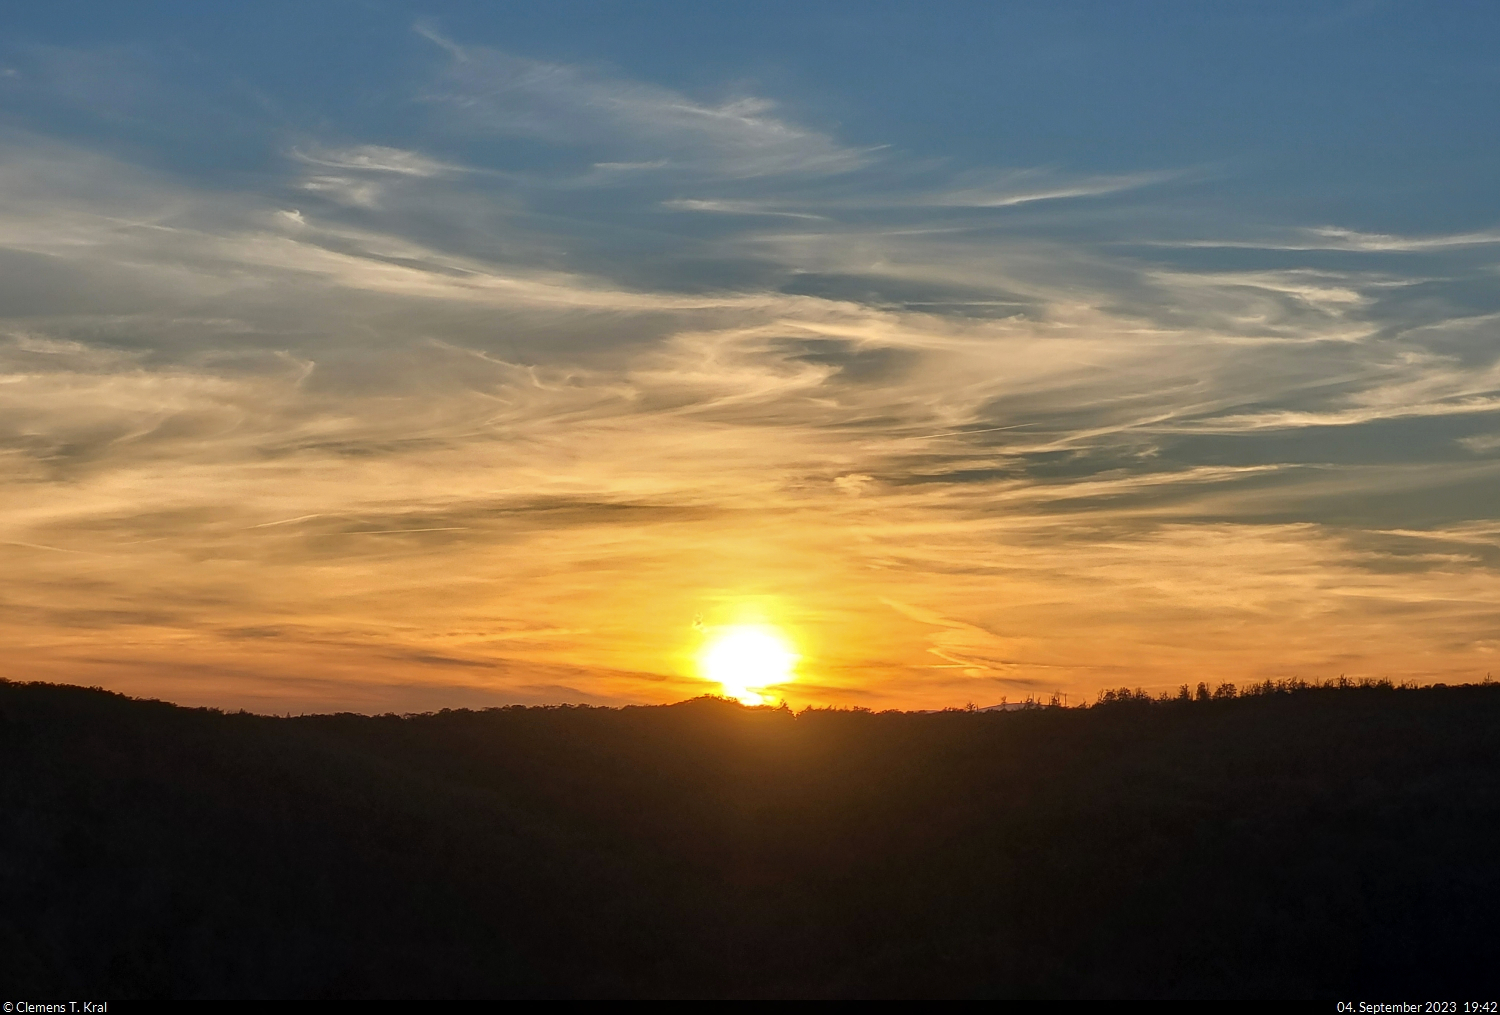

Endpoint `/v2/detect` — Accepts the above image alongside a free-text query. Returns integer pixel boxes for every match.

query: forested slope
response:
[2,679,1497,998]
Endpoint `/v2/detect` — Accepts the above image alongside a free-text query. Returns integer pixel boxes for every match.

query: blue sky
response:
[10,1,1499,221]
[3,2,1500,711]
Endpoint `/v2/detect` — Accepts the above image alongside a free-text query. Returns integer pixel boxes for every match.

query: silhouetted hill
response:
[2,678,1498,998]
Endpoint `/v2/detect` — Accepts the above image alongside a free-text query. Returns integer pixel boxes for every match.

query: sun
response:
[699,625,797,705]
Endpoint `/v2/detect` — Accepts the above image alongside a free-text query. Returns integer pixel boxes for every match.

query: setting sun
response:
[699,626,798,705]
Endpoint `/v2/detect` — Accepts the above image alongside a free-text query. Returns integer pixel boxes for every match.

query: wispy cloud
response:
[657,169,1178,220]
[1304,226,1500,251]
[1152,224,1500,252]
[660,198,826,219]
[917,169,1179,208]
[292,144,466,177]
[417,27,872,179]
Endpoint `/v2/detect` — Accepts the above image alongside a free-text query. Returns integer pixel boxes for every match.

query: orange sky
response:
[8,282,1499,711]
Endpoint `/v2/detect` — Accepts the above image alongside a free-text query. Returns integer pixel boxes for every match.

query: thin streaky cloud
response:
[1145,225,1500,252]
[901,424,1032,440]
[918,170,1180,208]
[417,32,873,179]
[1306,226,1500,251]
[660,198,827,219]
[290,144,465,177]
[413,21,468,62]
[661,170,1180,218]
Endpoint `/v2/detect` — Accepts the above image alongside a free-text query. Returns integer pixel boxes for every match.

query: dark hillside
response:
[2,679,1498,998]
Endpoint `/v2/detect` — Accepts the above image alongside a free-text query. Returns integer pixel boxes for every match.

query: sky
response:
[4,0,1500,712]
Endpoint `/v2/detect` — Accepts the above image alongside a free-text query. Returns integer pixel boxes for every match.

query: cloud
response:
[416,28,872,178]
[655,169,1177,222]
[291,144,465,177]
[660,198,827,219]
[1151,225,1500,252]
[299,176,382,208]
[1460,433,1500,453]
[593,160,669,172]
[917,169,1179,208]
[286,145,473,210]
[1303,226,1500,252]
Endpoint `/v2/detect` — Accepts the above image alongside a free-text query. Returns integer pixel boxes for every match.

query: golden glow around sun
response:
[699,625,798,705]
